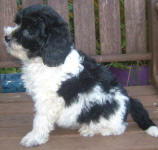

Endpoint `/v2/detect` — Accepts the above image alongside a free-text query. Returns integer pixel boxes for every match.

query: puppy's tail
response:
[130,98,158,137]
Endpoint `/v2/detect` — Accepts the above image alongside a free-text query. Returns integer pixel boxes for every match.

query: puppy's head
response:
[4,4,72,66]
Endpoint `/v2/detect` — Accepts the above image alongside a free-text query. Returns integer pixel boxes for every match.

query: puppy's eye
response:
[23,29,30,37]
[23,28,37,39]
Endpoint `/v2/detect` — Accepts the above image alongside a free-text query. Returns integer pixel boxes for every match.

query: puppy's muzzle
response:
[5,36,11,43]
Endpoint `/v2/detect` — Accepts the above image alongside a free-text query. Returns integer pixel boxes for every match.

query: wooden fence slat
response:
[22,0,43,8]
[0,0,18,66]
[125,0,147,53]
[148,0,158,88]
[48,0,69,24]
[99,0,121,55]
[92,52,152,63]
[73,0,96,55]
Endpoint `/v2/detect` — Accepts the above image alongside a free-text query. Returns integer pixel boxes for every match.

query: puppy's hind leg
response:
[79,118,127,137]
[79,123,97,137]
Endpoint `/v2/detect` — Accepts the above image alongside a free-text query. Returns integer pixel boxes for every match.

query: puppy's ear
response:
[41,7,72,67]
[15,4,43,24]
[15,10,23,24]
[41,28,71,67]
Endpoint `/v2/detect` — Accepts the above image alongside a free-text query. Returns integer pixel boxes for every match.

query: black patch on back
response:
[80,51,119,93]
[58,51,122,106]
[57,69,97,106]
[77,100,119,124]
[58,51,121,106]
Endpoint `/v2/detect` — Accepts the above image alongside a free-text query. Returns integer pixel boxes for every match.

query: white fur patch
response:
[6,41,29,60]
[56,85,106,128]
[64,49,84,75]
[57,85,129,137]
[20,49,84,147]
[78,88,129,137]
[4,25,20,36]
[4,25,29,60]
[79,119,127,137]
[145,126,158,137]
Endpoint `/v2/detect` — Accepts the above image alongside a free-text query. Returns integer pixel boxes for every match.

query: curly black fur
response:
[13,4,72,66]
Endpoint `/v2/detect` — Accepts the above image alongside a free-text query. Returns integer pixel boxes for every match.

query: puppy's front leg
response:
[20,113,52,147]
[20,97,63,147]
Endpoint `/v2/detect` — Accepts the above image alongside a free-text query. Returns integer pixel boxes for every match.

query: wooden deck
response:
[0,85,158,150]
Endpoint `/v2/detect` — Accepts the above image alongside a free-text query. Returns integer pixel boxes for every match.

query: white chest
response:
[21,62,65,96]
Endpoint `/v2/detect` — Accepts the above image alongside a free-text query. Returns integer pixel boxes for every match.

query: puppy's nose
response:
[5,36,11,42]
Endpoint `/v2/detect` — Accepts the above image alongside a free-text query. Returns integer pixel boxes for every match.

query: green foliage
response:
[68,0,74,41]
[120,0,126,52]
[94,0,100,55]
[0,68,21,74]
[108,61,148,70]
[17,0,22,6]
[17,0,22,10]
[43,0,47,5]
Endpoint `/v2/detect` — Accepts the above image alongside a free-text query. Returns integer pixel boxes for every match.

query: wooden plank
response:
[0,90,158,149]
[0,114,33,128]
[154,75,158,90]
[1,94,158,114]
[73,0,96,55]
[0,126,32,138]
[148,0,158,89]
[99,0,121,55]
[0,103,33,114]
[0,60,21,68]
[127,107,158,122]
[0,0,20,68]
[125,85,158,96]
[0,105,158,128]
[0,100,158,120]
[133,95,158,107]
[0,75,1,92]
[22,0,43,8]
[0,95,158,114]
[0,86,157,104]
[3,120,158,138]
[92,52,152,63]
[0,126,78,138]
[0,93,30,103]
[147,0,154,86]
[125,0,147,53]
[48,0,69,24]
[1,131,158,150]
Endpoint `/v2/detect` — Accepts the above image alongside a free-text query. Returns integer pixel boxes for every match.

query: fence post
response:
[148,0,158,88]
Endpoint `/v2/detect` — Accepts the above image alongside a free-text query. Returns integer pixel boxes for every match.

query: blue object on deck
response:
[1,73,26,93]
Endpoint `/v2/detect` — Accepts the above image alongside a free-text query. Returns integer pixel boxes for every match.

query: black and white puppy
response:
[4,4,158,147]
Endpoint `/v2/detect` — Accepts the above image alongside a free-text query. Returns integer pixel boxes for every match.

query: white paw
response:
[79,127,95,137]
[101,124,127,136]
[20,131,49,147]
[80,130,95,137]
[146,126,158,137]
[100,128,113,136]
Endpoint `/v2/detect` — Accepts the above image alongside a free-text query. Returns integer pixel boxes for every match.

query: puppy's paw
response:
[80,130,95,137]
[79,126,95,137]
[20,131,49,147]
